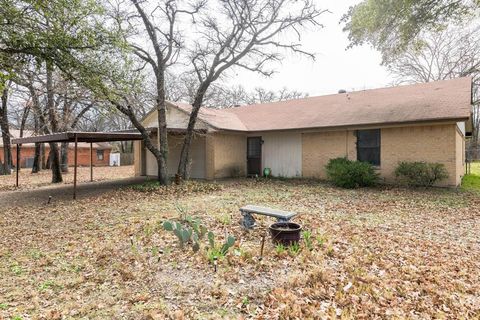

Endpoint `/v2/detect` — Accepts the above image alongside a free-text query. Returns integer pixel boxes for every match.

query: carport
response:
[11,131,143,199]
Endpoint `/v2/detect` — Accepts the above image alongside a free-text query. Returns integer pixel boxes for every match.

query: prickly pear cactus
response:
[220,235,236,255]
[208,231,215,248]
[163,221,173,231]
[162,218,213,252]
[192,233,200,252]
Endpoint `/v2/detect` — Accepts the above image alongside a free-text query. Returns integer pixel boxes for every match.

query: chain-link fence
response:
[465,143,480,174]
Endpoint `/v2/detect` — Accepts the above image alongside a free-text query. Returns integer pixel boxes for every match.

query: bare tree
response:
[104,0,205,185]
[76,107,144,153]
[165,72,308,107]
[206,85,308,107]
[10,59,99,177]
[1,0,128,179]
[23,71,48,173]
[43,62,63,183]
[15,101,31,170]
[388,25,480,142]
[0,82,12,174]
[54,80,96,172]
[243,87,307,105]
[177,0,325,179]
[0,82,33,173]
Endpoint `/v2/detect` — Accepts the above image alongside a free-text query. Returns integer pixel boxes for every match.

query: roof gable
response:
[142,101,247,131]
[173,102,247,131]
[142,102,209,130]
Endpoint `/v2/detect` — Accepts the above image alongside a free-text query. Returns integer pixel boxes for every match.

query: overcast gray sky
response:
[230,0,391,96]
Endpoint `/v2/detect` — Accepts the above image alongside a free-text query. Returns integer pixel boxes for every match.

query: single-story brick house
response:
[134,77,472,186]
[0,130,112,168]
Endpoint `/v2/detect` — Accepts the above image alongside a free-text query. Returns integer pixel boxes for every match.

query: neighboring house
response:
[134,77,472,186]
[0,130,112,168]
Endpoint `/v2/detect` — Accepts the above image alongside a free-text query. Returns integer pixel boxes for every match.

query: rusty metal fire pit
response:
[269,222,302,246]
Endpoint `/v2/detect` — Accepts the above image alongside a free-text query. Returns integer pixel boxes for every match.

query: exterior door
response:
[247,137,262,175]
[25,157,35,168]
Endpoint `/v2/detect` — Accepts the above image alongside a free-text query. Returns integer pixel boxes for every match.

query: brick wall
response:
[380,124,459,186]
[302,123,463,187]
[1,146,110,168]
[210,132,246,179]
[302,130,356,179]
[134,123,464,186]
[71,147,111,167]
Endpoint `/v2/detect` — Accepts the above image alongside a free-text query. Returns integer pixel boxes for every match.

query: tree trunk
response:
[45,149,51,169]
[46,61,62,183]
[130,0,170,185]
[32,143,41,173]
[0,84,12,175]
[27,75,47,173]
[473,102,480,146]
[177,84,209,179]
[177,131,192,179]
[113,103,171,184]
[156,65,169,185]
[16,104,30,172]
[32,116,41,173]
[49,142,62,183]
[60,142,69,172]
[41,143,47,169]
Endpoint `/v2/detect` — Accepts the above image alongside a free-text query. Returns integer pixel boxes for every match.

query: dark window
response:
[96,150,104,161]
[357,129,380,166]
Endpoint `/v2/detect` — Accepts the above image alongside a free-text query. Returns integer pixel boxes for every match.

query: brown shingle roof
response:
[157,77,472,132]
[227,77,472,131]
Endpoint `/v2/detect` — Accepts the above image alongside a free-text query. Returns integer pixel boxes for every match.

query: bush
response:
[394,161,448,187]
[325,158,379,188]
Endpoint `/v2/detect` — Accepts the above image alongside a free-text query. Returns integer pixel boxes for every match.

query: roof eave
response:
[240,116,471,133]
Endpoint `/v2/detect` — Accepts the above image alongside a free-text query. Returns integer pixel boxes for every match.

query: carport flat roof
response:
[11,131,144,144]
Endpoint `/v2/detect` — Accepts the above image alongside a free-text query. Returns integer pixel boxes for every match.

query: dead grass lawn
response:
[0,179,479,319]
[0,165,134,191]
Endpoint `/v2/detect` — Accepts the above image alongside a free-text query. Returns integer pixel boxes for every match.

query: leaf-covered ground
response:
[0,166,134,192]
[0,179,479,319]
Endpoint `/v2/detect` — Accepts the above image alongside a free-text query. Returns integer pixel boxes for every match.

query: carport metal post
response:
[73,134,78,200]
[89,142,93,182]
[10,131,144,197]
[15,144,20,187]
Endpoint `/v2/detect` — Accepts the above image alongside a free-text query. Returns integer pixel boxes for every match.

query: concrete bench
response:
[239,205,297,229]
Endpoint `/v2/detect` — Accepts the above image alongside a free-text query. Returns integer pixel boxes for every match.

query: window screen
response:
[357,129,380,166]
[247,137,261,158]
